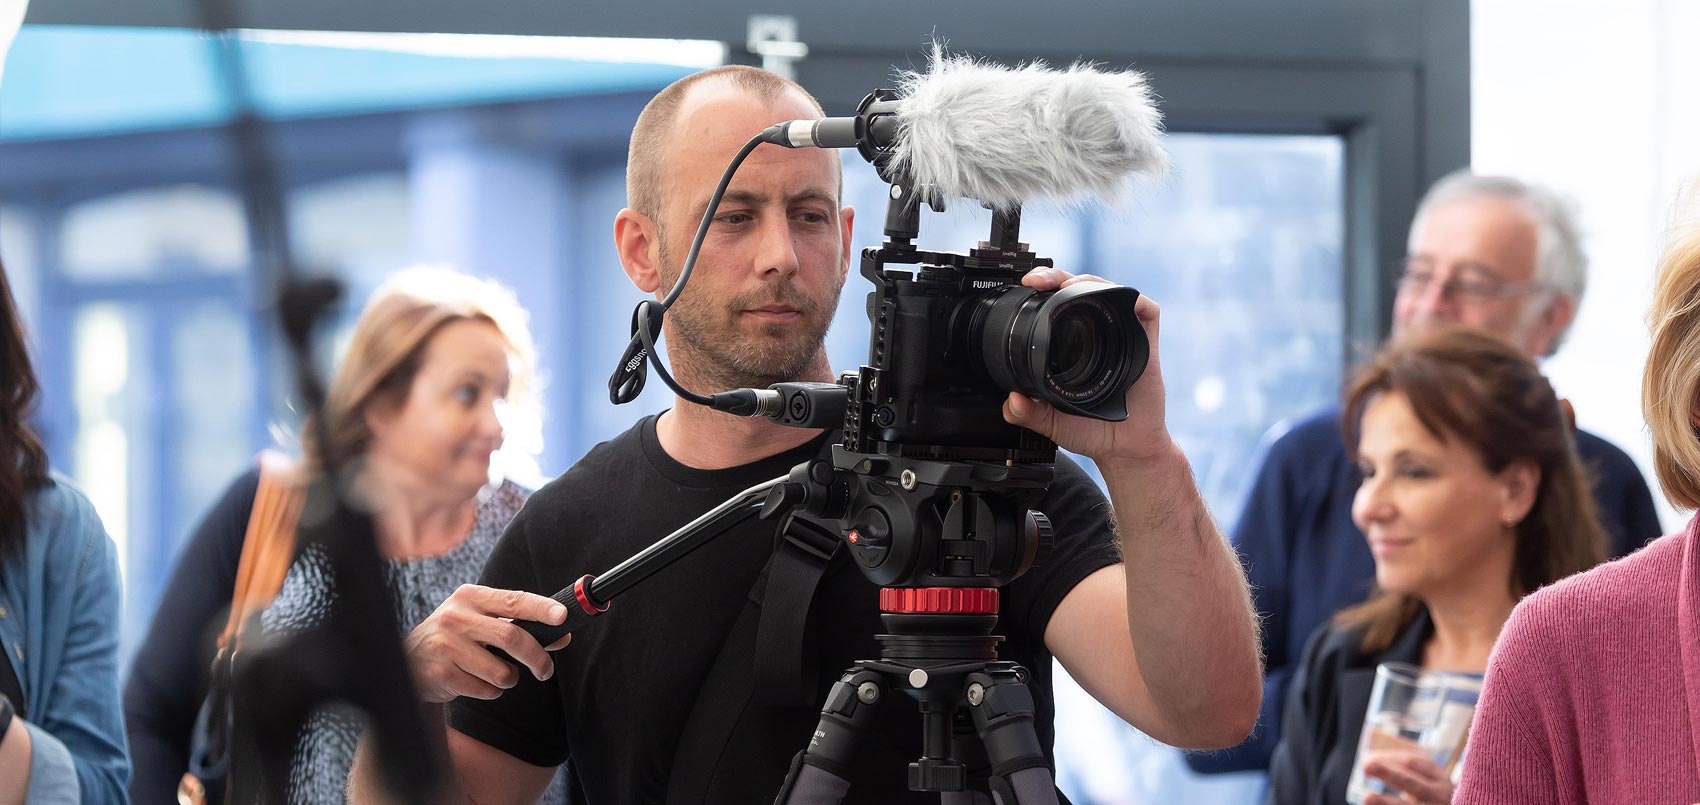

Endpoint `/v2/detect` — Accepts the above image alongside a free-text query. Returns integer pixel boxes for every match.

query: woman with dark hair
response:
[1266,327,1608,805]
[0,260,130,803]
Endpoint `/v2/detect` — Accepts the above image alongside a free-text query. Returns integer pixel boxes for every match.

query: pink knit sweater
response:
[1455,515,1700,804]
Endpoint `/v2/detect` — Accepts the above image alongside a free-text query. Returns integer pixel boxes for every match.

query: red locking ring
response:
[574,574,610,614]
[879,587,1000,614]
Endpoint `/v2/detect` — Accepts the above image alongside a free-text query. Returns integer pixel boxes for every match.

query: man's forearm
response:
[1099,442,1262,744]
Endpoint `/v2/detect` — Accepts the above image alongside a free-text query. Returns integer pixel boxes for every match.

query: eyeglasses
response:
[1395,264,1549,302]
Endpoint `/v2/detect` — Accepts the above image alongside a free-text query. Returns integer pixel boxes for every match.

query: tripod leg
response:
[774,669,885,805]
[964,669,1060,805]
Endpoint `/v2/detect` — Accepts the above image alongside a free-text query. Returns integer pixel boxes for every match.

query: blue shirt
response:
[0,476,130,803]
[1189,405,1663,776]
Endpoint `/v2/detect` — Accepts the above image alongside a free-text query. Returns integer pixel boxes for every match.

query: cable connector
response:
[710,388,785,418]
[765,382,850,428]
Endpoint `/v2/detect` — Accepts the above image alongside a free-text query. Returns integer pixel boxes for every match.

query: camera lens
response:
[1046,306,1107,390]
[969,281,1148,421]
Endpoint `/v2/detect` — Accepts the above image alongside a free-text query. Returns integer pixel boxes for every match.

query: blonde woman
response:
[124,267,564,804]
[1455,198,1700,803]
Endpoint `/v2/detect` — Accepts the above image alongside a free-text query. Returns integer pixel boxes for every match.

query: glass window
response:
[1093,133,1345,516]
[169,302,255,548]
[1074,133,1344,805]
[284,171,416,438]
[290,172,412,290]
[60,184,249,278]
[71,303,143,577]
[0,207,39,324]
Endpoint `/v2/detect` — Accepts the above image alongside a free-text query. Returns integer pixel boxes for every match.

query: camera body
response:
[842,218,1147,465]
[850,245,1049,462]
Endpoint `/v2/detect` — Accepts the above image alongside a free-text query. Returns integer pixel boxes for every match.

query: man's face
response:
[1393,195,1561,356]
[650,87,852,390]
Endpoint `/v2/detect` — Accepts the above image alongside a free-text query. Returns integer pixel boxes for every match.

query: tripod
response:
[776,601,1059,805]
[769,444,1061,805]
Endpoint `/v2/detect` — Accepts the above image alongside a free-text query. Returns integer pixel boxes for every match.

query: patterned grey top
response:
[259,480,569,804]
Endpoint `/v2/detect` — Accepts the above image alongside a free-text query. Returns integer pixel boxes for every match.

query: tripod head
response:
[760,402,1054,590]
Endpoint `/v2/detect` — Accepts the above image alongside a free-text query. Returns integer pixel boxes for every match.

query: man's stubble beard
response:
[656,240,846,393]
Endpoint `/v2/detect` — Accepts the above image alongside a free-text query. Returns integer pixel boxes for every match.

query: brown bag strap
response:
[216,452,306,651]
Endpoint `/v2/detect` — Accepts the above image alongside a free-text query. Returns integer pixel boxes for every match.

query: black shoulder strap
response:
[754,517,842,706]
[666,515,841,805]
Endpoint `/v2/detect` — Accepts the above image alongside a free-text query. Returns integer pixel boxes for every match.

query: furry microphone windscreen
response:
[889,47,1169,212]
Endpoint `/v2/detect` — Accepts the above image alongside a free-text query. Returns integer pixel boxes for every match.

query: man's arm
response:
[1006,269,1262,750]
[1190,423,1311,773]
[1041,446,1262,748]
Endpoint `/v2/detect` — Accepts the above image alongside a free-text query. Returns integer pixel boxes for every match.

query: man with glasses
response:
[1186,171,1662,779]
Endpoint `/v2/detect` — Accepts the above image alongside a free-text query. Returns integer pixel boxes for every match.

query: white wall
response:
[1473,0,1700,532]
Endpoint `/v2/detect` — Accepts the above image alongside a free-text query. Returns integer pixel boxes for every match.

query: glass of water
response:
[1346,663,1481,804]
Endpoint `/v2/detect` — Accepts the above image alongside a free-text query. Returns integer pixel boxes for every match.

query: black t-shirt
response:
[448,415,1121,804]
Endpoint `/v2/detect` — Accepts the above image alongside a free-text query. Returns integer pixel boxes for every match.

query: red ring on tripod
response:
[880,587,1000,614]
[574,575,610,614]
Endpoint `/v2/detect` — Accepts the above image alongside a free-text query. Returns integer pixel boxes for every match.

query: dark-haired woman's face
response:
[365,320,511,502]
[1351,391,1534,601]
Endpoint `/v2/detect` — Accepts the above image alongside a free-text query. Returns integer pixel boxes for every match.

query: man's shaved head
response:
[626,65,827,228]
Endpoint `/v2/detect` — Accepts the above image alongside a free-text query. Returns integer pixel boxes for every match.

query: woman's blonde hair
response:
[1644,186,1700,510]
[307,266,542,482]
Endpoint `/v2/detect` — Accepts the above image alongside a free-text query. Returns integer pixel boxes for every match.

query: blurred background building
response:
[0,1,1694,801]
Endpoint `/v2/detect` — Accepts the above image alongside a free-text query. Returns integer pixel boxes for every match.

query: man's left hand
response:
[1001,267,1172,468]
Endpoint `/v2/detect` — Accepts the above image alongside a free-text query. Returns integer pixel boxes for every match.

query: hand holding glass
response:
[1346,662,1482,805]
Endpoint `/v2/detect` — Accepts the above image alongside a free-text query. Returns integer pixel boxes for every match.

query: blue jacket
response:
[1189,405,1663,775]
[0,476,130,803]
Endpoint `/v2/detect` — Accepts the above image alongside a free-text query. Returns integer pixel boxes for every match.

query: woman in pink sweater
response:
[1455,205,1700,804]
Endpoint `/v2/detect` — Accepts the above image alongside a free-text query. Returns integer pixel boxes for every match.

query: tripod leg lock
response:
[965,670,1050,779]
[802,669,885,774]
[774,669,885,804]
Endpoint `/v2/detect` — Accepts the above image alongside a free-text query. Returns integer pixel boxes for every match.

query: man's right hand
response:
[404,584,572,704]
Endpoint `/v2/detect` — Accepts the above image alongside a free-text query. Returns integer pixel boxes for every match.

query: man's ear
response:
[615,208,663,294]
[838,205,855,283]
[1532,293,1577,356]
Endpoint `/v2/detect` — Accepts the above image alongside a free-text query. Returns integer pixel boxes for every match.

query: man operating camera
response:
[350,65,1261,805]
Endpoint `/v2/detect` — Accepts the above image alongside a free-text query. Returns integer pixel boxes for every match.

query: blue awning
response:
[0,26,719,141]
